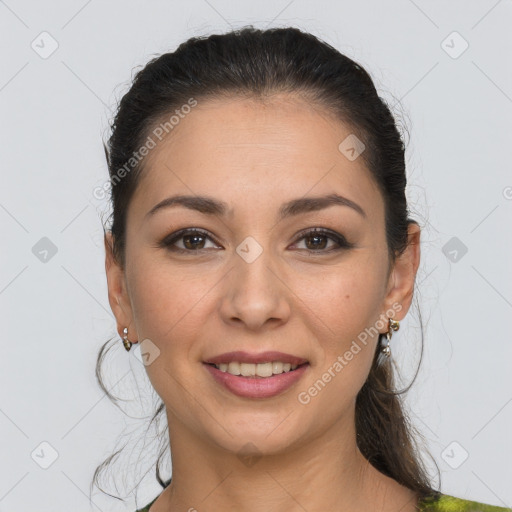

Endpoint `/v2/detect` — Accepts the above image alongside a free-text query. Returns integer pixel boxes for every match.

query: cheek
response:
[126,257,215,351]
[296,258,384,402]
[304,262,384,343]
[297,270,381,417]
[126,262,215,411]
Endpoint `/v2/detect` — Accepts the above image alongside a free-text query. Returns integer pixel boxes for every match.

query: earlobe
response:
[104,231,135,336]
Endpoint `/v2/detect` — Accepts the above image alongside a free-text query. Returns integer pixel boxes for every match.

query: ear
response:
[379,221,421,329]
[104,231,137,343]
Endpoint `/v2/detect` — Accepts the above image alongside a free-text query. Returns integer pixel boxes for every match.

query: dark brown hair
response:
[93,25,440,504]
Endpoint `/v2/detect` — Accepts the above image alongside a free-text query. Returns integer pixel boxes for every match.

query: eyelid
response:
[289,227,353,251]
[159,227,353,253]
[160,227,220,249]
[292,227,346,243]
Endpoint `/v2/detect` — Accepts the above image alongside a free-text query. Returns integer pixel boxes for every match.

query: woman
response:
[97,27,509,511]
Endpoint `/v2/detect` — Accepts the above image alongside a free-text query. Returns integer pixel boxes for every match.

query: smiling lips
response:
[203,350,308,366]
[203,350,310,398]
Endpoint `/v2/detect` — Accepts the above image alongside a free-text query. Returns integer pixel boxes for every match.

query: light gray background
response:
[1,1,511,511]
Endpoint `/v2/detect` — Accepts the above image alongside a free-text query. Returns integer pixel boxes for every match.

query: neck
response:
[152,408,419,512]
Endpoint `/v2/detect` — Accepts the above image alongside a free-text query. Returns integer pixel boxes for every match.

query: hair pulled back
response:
[94,26,439,502]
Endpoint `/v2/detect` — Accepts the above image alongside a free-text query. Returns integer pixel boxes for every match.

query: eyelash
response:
[159,227,354,255]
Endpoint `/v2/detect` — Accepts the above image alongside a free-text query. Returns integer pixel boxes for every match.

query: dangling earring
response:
[381,317,400,357]
[122,327,132,352]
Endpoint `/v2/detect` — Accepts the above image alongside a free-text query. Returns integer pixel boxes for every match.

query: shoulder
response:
[418,493,511,511]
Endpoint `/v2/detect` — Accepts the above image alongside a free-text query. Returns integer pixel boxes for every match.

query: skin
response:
[105,93,421,512]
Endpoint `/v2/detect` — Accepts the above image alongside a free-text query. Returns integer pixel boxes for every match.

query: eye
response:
[290,228,353,253]
[160,228,220,253]
[159,227,353,255]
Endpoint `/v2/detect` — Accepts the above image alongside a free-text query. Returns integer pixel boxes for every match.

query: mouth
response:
[202,350,309,379]
[203,360,310,399]
[204,361,310,378]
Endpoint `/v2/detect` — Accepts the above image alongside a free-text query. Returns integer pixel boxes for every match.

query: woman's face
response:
[106,93,419,456]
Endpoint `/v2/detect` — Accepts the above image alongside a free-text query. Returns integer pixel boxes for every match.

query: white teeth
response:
[212,361,301,377]
[227,362,240,375]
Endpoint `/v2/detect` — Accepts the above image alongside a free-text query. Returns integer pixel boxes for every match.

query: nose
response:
[218,247,291,331]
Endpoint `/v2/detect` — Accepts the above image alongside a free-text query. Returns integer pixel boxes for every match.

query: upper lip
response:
[203,351,308,366]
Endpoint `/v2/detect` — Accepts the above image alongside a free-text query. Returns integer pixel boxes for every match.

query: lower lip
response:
[203,363,309,399]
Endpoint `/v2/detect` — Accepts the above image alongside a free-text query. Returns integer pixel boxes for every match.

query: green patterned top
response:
[135,492,512,511]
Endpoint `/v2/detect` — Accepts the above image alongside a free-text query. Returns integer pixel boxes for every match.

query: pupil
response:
[306,235,326,250]
[184,234,204,250]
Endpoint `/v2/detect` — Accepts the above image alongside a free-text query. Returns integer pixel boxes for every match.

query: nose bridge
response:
[220,232,290,327]
[232,233,277,293]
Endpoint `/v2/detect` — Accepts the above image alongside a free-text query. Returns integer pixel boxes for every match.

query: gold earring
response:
[122,327,132,352]
[381,317,400,357]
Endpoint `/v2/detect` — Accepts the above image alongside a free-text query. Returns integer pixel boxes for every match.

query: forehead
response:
[128,94,383,224]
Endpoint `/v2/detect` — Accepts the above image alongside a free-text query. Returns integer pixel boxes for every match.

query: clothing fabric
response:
[419,494,511,511]
[135,492,512,511]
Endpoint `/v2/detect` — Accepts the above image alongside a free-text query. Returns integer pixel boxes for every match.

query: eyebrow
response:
[145,193,366,221]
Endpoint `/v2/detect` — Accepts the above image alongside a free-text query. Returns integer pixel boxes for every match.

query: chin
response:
[205,415,309,458]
